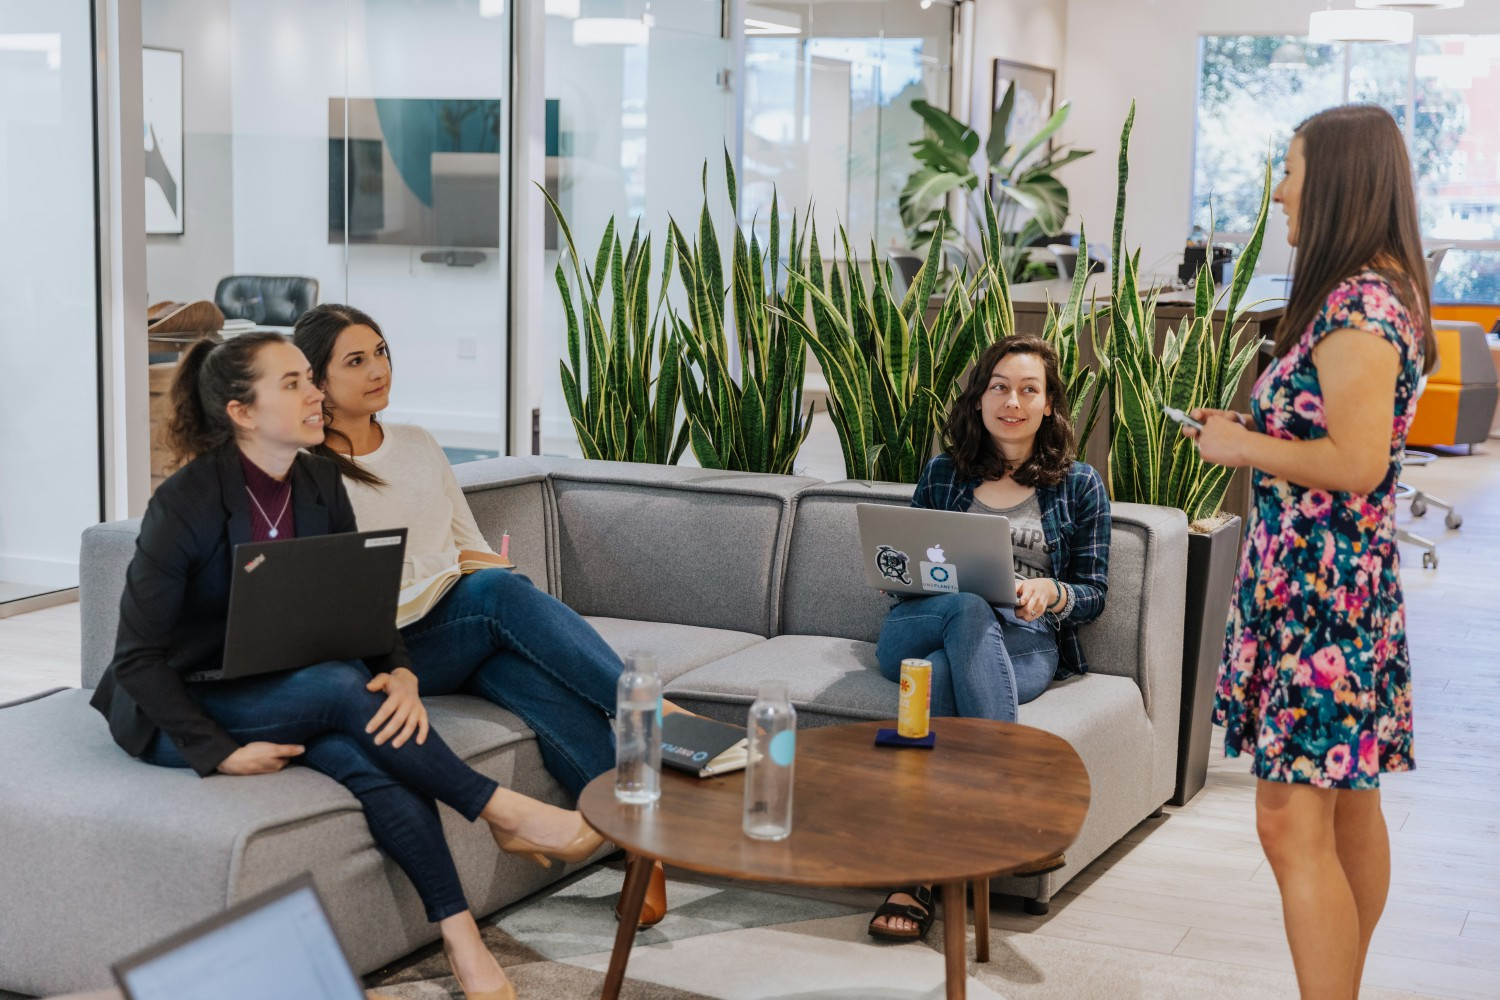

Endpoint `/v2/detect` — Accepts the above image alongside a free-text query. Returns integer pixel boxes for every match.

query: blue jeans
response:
[143,660,499,923]
[400,570,621,799]
[876,593,1058,721]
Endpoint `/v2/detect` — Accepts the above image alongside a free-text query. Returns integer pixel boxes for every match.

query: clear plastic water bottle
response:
[742,680,797,840]
[615,653,662,804]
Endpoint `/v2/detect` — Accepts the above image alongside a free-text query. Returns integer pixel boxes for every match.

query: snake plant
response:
[786,199,1022,483]
[1040,221,1107,461]
[546,189,688,464]
[668,151,813,475]
[1101,102,1273,521]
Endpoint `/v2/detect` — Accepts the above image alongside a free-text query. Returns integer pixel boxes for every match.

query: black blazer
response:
[90,444,410,776]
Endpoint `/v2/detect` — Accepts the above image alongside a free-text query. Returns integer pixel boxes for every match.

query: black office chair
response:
[214,275,320,328]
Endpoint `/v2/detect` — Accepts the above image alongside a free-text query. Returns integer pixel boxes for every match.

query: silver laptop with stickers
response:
[855,503,1018,606]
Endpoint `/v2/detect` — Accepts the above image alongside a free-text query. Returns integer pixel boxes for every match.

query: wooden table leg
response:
[972,878,990,963]
[941,880,967,1000]
[600,854,654,1000]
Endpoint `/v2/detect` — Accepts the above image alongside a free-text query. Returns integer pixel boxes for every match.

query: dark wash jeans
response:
[143,659,498,923]
[399,569,621,799]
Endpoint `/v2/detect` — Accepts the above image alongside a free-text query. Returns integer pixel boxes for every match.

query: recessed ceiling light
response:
[1309,8,1414,44]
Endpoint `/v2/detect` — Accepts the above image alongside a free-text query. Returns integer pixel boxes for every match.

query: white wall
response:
[0,0,102,588]
[141,0,234,304]
[967,0,1068,134]
[1061,0,1500,281]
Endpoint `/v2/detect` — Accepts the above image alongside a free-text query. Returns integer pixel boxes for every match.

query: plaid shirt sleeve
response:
[1059,463,1111,626]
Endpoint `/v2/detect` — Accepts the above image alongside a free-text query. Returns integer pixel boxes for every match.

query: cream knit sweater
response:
[340,423,495,587]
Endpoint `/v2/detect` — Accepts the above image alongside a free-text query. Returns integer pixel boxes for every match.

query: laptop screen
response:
[117,883,366,1000]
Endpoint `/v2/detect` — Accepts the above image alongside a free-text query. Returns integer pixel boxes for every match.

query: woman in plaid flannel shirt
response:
[868,335,1111,940]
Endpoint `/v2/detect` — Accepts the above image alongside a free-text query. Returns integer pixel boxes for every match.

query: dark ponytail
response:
[166,332,288,468]
[291,303,387,488]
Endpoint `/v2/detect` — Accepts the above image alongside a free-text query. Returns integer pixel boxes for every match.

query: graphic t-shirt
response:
[971,492,1052,581]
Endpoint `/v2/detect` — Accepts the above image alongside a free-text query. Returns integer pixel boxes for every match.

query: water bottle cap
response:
[757,679,789,702]
[625,652,659,675]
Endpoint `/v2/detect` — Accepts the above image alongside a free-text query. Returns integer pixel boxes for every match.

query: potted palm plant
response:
[1098,102,1274,804]
[900,88,1093,282]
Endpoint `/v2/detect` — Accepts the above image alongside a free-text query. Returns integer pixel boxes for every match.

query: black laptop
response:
[212,529,407,681]
[113,874,368,1000]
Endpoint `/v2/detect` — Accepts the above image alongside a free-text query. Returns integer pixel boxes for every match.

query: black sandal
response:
[867,884,935,941]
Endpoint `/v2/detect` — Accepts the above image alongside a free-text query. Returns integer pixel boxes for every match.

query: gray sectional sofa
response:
[0,457,1187,996]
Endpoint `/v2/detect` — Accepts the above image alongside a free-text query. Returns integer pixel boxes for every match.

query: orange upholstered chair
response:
[1406,321,1499,449]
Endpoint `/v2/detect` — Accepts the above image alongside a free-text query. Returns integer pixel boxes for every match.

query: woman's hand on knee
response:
[217,742,305,775]
[365,667,430,748]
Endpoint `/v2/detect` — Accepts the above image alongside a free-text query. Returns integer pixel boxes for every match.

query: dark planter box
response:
[1171,514,1242,806]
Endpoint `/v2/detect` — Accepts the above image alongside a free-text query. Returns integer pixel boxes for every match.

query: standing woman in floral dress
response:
[1185,104,1434,1000]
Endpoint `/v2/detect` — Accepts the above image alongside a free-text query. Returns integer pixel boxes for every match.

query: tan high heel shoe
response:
[615,860,669,929]
[490,818,605,869]
[442,940,517,1000]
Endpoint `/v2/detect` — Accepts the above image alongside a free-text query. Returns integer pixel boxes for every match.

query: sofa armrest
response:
[79,519,142,690]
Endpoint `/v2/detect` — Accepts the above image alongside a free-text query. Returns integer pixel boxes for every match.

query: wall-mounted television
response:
[328,97,501,249]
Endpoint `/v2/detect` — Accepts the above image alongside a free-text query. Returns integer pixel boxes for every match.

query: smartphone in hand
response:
[1163,405,1205,432]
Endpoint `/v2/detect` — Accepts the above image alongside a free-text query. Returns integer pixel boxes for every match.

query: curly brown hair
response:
[942,336,1076,488]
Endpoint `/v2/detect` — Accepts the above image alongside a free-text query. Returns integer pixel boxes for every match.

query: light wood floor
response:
[2,430,1495,998]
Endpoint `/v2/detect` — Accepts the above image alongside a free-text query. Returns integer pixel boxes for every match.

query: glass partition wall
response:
[535,0,953,458]
[140,0,513,478]
[0,0,103,610]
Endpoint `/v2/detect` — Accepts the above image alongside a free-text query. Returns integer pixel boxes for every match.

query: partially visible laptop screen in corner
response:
[114,875,367,1000]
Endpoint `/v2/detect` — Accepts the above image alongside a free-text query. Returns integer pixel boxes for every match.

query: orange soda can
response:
[898,658,933,738]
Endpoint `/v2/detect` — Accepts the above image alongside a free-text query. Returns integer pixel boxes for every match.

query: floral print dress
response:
[1215,272,1421,789]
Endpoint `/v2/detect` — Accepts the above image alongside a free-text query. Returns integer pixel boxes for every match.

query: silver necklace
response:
[245,484,291,539]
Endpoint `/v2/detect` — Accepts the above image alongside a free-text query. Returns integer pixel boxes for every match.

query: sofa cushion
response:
[664,634,895,728]
[527,457,818,637]
[996,672,1162,895]
[453,458,557,597]
[0,688,591,997]
[1075,502,1187,718]
[584,616,766,684]
[780,481,914,643]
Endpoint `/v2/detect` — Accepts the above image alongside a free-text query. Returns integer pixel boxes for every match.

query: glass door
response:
[537,0,735,457]
[0,0,102,608]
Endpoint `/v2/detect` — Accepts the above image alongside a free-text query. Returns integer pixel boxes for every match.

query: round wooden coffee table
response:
[578,717,1090,1000]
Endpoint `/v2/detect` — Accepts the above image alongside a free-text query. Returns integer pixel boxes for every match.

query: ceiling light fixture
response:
[744,18,800,35]
[1355,0,1463,9]
[1309,7,1414,44]
[743,3,801,35]
[544,0,581,19]
[572,16,650,46]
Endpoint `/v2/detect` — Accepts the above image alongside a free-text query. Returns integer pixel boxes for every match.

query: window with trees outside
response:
[1195,34,1500,304]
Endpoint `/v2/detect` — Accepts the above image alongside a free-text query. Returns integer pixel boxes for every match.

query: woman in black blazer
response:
[90,333,578,1000]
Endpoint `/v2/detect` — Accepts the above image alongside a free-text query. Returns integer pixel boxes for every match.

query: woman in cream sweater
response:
[293,304,671,928]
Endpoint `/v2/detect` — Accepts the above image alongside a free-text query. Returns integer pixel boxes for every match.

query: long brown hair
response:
[1274,104,1436,374]
[943,336,1076,488]
[165,332,288,468]
[291,303,387,487]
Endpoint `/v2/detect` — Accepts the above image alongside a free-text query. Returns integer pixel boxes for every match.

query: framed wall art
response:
[991,58,1056,172]
[143,46,184,235]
